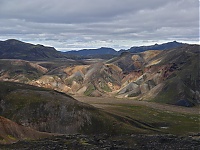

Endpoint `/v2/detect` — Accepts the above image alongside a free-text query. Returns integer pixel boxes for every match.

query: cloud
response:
[0,0,198,50]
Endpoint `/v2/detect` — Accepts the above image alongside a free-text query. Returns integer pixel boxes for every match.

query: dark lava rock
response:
[0,134,199,150]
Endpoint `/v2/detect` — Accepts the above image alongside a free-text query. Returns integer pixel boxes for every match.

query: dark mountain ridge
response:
[0,39,75,60]
[0,39,185,60]
[126,41,184,53]
[65,41,185,57]
[65,47,118,56]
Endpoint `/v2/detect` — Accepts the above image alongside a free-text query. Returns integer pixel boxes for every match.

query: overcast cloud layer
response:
[0,0,199,51]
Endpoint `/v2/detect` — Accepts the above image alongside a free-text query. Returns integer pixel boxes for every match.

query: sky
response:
[0,0,199,51]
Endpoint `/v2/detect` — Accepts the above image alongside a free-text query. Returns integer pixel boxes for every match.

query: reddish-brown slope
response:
[0,116,51,144]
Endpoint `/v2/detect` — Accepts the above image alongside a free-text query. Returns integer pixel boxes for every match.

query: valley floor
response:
[74,96,199,115]
[75,96,200,136]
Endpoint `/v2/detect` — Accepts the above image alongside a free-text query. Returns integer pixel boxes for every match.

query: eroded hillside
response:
[0,44,199,107]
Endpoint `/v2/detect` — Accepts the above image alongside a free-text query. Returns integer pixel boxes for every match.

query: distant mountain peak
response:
[4,39,23,44]
[65,47,117,57]
[0,39,70,60]
[127,41,184,53]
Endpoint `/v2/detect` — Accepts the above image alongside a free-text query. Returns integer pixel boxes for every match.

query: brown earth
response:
[0,116,52,144]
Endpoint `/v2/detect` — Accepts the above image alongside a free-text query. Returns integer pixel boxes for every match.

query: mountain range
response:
[0,39,184,60]
[65,47,117,57]
[127,41,184,53]
[0,39,199,107]
[31,44,199,106]
[64,41,184,57]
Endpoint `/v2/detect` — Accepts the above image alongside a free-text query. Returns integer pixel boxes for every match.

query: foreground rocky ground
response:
[0,134,199,150]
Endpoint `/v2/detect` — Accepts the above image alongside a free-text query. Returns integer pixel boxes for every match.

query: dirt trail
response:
[74,96,200,115]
